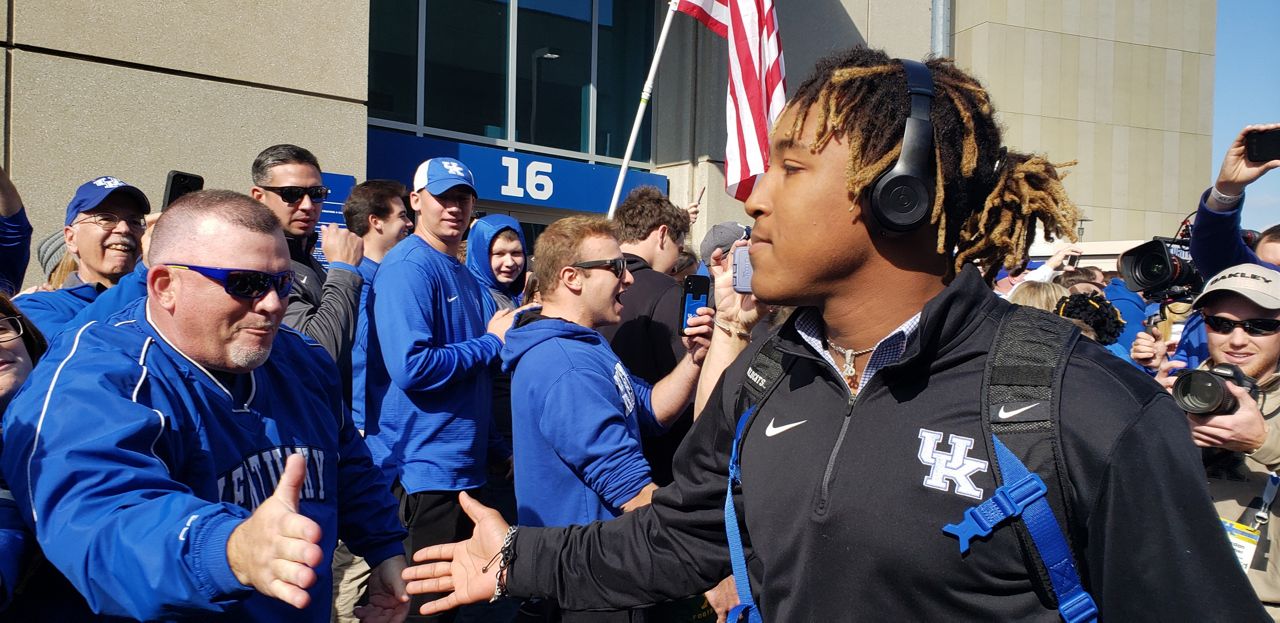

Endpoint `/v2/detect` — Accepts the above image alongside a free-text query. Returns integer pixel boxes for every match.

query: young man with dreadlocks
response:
[399,48,1264,620]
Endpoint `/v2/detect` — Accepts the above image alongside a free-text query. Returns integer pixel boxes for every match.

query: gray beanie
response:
[36,230,67,279]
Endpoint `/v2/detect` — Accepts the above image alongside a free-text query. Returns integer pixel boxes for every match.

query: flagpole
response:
[606,0,680,220]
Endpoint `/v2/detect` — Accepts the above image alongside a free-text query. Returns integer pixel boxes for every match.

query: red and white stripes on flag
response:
[677,0,786,201]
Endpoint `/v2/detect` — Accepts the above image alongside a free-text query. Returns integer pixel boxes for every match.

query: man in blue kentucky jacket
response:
[1,190,407,621]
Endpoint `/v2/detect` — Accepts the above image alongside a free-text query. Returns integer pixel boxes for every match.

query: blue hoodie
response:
[501,311,664,528]
[465,215,527,313]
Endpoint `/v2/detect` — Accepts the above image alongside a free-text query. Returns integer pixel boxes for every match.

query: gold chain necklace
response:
[828,342,876,380]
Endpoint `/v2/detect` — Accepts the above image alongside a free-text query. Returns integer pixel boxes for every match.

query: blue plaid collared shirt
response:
[794,307,921,393]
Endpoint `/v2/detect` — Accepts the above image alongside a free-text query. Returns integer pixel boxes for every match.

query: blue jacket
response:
[367,235,504,492]
[0,298,404,621]
[0,437,28,612]
[68,261,149,327]
[0,208,32,296]
[465,215,527,313]
[351,258,379,432]
[501,311,662,527]
[14,280,102,337]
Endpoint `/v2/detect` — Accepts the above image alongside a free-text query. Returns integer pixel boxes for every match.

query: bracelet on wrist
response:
[1210,186,1243,207]
[714,319,752,340]
[483,526,518,602]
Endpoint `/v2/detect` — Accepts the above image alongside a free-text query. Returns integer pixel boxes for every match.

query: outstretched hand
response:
[402,492,511,616]
[1214,123,1280,198]
[225,454,324,609]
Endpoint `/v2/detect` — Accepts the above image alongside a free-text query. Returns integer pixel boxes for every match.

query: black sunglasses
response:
[260,185,330,204]
[571,257,628,278]
[167,264,295,300]
[1204,314,1280,337]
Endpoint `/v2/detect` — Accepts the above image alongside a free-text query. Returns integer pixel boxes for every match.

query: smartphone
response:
[1065,253,1080,268]
[681,275,711,331]
[162,170,204,210]
[732,246,753,294]
[1245,128,1280,163]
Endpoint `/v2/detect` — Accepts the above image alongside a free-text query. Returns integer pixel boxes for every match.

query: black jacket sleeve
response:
[1083,391,1268,621]
[506,373,738,608]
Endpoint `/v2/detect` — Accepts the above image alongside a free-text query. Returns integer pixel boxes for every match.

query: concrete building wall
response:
[952,0,1215,244]
[5,0,370,288]
[653,0,933,247]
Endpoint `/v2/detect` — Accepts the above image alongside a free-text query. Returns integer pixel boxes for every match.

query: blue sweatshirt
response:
[0,298,405,621]
[0,207,32,296]
[501,311,662,527]
[465,215,527,312]
[351,258,379,432]
[14,280,102,338]
[367,235,503,492]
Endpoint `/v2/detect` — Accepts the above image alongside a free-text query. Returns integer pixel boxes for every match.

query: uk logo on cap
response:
[413,157,476,197]
[92,176,127,189]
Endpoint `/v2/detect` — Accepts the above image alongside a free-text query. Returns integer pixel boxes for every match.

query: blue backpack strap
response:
[942,305,1097,623]
[726,405,763,623]
[724,338,789,622]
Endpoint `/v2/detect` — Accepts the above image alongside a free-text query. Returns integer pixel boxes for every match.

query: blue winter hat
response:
[412,158,476,196]
[65,176,151,226]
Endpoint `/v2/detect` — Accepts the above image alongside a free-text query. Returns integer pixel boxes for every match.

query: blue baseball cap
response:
[65,176,151,226]
[412,158,476,196]
[995,260,1045,282]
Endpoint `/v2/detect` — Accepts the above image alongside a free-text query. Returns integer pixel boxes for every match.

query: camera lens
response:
[1134,254,1169,287]
[1173,370,1238,415]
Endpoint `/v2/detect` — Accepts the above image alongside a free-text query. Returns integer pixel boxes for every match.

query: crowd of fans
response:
[0,46,1278,623]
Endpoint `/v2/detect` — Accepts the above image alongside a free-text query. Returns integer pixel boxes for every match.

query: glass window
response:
[595,1,654,160]
[369,0,419,124]
[516,0,592,151]
[424,0,510,138]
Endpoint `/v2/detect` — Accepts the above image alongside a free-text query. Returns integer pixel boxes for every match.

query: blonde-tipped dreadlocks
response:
[783,48,1080,282]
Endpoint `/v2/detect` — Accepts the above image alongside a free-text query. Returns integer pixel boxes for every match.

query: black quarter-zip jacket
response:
[510,266,1266,621]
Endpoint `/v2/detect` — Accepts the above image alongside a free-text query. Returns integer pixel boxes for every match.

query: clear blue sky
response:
[1214,0,1280,231]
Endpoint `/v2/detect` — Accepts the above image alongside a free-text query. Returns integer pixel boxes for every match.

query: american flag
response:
[677,0,786,201]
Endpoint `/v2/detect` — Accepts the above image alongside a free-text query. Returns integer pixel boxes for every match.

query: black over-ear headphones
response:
[868,59,936,234]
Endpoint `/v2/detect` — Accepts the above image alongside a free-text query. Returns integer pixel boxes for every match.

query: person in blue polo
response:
[366,157,516,621]
[15,176,148,336]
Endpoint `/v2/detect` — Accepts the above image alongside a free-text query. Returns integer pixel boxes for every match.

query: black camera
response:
[1118,237,1202,301]
[1172,363,1260,415]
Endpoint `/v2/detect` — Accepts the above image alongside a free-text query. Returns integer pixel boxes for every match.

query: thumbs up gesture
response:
[226,454,324,609]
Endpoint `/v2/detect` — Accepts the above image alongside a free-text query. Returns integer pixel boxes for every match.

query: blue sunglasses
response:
[167,264,295,300]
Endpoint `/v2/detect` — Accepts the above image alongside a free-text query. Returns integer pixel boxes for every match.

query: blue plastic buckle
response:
[942,473,1047,553]
[1058,591,1098,623]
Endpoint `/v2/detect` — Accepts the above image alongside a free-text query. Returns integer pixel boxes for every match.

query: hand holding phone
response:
[681,275,711,331]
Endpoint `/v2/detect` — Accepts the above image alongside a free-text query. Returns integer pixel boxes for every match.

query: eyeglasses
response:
[73,213,146,231]
[1204,315,1280,337]
[0,316,23,343]
[571,257,628,278]
[166,264,295,300]
[259,185,330,204]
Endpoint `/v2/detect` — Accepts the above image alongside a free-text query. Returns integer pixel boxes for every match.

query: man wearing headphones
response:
[400,49,1262,621]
